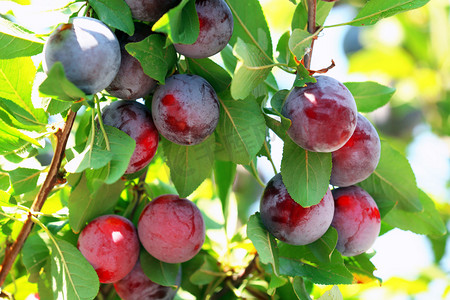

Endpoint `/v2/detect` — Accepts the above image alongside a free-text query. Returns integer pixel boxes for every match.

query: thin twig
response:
[0,109,77,287]
[210,255,259,300]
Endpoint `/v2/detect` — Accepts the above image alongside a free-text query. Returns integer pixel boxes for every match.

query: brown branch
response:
[0,109,77,287]
[304,0,317,69]
[210,254,259,300]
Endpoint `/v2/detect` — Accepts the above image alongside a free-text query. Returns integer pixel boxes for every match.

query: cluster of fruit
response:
[261,76,382,257]
[77,194,204,298]
[42,0,233,299]
[42,0,382,296]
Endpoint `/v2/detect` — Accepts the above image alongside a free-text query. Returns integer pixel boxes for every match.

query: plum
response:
[281,76,357,152]
[151,74,219,146]
[124,0,181,22]
[77,215,140,283]
[106,24,157,100]
[174,0,233,59]
[43,17,121,95]
[330,113,381,187]
[259,173,334,245]
[114,261,180,300]
[138,194,205,263]
[331,186,381,256]
[101,100,159,174]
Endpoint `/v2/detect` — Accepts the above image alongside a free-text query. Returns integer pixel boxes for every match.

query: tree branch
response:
[210,255,259,300]
[0,109,77,287]
[304,0,317,69]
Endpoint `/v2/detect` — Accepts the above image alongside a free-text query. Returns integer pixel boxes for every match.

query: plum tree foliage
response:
[0,0,446,299]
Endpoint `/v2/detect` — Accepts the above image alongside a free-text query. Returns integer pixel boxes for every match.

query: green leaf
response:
[9,167,41,195]
[41,98,73,116]
[227,0,273,57]
[278,242,353,285]
[220,44,238,73]
[125,34,177,84]
[214,160,236,216]
[0,120,42,153]
[269,89,291,131]
[0,190,15,208]
[291,1,332,31]
[50,239,99,300]
[140,250,181,287]
[264,114,288,141]
[316,1,335,27]
[0,171,9,191]
[307,227,338,264]
[187,58,231,92]
[318,286,343,300]
[0,57,47,127]
[231,39,273,100]
[289,29,314,61]
[383,190,447,237]
[267,274,289,295]
[68,174,124,233]
[293,63,316,87]
[247,213,280,276]
[276,31,297,68]
[344,81,395,113]
[153,0,199,44]
[344,253,380,284]
[291,1,307,31]
[216,92,266,164]
[89,0,134,35]
[22,233,50,276]
[38,62,87,101]
[0,16,44,59]
[280,138,331,207]
[358,141,422,216]
[65,127,114,174]
[162,135,215,198]
[84,125,136,185]
[189,255,221,285]
[347,0,430,27]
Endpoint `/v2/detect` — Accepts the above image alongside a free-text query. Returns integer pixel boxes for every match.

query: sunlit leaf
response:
[348,0,431,26]
[0,57,47,127]
[50,239,99,300]
[231,39,273,100]
[344,81,395,113]
[39,62,86,102]
[0,16,44,59]
[247,213,280,276]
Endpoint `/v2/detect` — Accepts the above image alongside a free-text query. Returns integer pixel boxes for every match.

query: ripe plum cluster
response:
[43,0,232,175]
[77,194,204,298]
[43,4,231,295]
[260,75,382,256]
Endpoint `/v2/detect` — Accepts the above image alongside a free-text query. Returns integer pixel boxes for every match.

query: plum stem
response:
[264,141,278,175]
[0,109,77,287]
[304,0,317,69]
